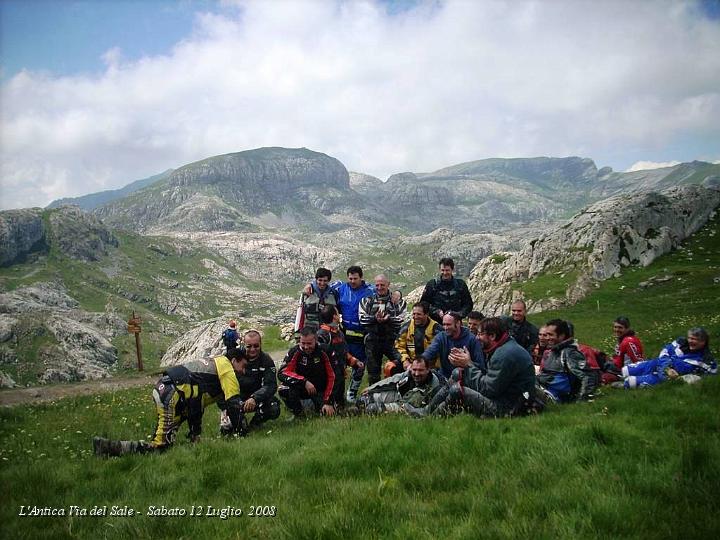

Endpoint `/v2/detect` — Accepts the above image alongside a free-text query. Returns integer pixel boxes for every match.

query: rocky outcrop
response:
[0,283,124,383]
[0,208,47,266]
[161,316,283,367]
[0,206,117,266]
[468,185,720,315]
[47,206,119,261]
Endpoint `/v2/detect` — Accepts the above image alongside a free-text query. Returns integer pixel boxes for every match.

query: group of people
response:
[93,259,717,457]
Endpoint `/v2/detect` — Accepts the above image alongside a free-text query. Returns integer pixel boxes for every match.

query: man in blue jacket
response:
[421,312,485,379]
[330,265,375,401]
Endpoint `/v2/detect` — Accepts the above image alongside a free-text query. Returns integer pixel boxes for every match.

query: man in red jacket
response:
[608,316,644,384]
[278,327,336,419]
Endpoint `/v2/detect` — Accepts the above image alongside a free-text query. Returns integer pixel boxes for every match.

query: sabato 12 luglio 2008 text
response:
[18,505,277,519]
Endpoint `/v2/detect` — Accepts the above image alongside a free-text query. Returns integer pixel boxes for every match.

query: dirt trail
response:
[0,350,287,408]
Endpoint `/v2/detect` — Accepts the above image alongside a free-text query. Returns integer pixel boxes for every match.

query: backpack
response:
[222,329,237,348]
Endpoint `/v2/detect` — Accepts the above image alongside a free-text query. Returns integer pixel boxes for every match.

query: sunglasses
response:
[245,344,261,349]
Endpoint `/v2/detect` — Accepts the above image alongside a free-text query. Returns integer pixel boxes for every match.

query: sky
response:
[1,0,719,210]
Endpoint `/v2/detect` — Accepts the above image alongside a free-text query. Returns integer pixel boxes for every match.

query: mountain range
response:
[1,147,718,384]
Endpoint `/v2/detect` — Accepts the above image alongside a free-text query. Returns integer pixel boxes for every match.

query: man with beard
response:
[536,319,596,402]
[408,317,535,417]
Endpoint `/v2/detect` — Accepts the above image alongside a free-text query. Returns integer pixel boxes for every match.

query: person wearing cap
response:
[93,348,249,457]
[222,320,240,355]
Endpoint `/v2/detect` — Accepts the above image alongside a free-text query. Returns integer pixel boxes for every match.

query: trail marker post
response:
[127,311,144,371]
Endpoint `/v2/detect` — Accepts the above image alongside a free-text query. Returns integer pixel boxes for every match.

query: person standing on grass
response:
[420,257,474,323]
[359,274,407,385]
[93,348,249,457]
[299,267,338,332]
[623,327,716,388]
[278,327,336,419]
[317,305,364,411]
[222,320,239,355]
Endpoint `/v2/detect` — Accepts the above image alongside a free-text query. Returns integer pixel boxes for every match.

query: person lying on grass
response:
[93,347,249,457]
[623,327,717,389]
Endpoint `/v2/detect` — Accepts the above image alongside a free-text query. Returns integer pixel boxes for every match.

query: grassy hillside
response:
[525,211,720,357]
[1,214,719,538]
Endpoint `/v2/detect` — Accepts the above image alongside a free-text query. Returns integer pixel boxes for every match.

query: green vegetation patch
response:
[514,269,580,301]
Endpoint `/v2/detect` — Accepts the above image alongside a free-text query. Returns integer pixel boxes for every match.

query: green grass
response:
[515,269,580,301]
[1,378,719,538]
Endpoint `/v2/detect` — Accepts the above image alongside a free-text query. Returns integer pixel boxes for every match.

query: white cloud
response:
[2,0,720,210]
[626,161,682,172]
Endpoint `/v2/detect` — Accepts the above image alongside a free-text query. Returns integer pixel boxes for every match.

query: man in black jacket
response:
[221,330,280,432]
[420,258,474,323]
[504,299,539,354]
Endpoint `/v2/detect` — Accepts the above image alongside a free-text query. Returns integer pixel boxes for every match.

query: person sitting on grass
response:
[607,316,644,384]
[623,327,717,388]
[357,357,443,415]
[220,329,280,434]
[93,347,249,457]
[407,317,536,418]
[278,327,336,419]
[536,319,596,403]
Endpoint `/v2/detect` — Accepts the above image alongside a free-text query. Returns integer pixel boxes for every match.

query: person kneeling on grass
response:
[407,317,536,418]
[93,348,250,457]
[357,357,443,415]
[278,327,336,419]
[623,327,717,389]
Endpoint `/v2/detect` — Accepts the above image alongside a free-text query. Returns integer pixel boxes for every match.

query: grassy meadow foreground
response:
[1,216,719,539]
[1,378,719,539]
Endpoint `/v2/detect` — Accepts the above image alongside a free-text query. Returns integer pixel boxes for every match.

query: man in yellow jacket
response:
[389,301,440,377]
[93,348,249,457]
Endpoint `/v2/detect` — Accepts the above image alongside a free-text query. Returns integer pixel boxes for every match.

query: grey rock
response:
[0,370,16,388]
[0,208,47,266]
[468,185,720,315]
[47,206,118,262]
